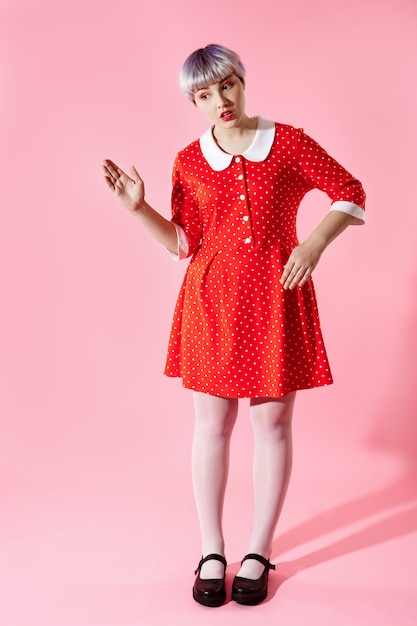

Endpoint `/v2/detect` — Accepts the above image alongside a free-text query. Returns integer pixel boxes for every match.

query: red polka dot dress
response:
[164,118,366,398]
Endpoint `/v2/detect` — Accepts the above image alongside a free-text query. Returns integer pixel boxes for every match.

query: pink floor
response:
[1,394,416,626]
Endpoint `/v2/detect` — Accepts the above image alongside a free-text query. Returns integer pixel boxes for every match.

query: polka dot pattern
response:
[164,123,365,398]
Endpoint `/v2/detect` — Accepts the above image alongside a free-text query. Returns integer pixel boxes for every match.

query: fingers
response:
[102,172,115,190]
[280,249,315,290]
[279,260,292,288]
[102,159,145,211]
[102,160,119,190]
[102,159,126,183]
[130,165,141,182]
[280,263,311,290]
[102,160,142,186]
[298,268,312,288]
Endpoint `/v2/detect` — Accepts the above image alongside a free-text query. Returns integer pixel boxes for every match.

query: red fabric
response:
[164,123,365,398]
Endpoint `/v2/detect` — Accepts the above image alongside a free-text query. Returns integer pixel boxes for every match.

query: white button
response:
[235,156,241,163]
[243,215,249,222]
[238,174,243,180]
[239,194,245,201]
[244,237,251,244]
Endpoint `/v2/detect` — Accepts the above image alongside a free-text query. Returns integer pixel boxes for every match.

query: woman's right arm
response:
[102,159,178,254]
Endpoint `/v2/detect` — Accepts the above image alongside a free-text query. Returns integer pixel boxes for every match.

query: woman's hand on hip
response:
[280,210,354,290]
[280,241,323,290]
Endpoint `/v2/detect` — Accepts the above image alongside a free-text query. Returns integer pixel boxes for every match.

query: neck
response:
[212,115,258,154]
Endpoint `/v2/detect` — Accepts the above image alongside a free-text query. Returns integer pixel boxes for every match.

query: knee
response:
[253,415,292,441]
[195,411,237,439]
[193,393,238,439]
[250,396,295,438]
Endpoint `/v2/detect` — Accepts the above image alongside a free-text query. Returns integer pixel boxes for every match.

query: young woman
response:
[102,44,366,607]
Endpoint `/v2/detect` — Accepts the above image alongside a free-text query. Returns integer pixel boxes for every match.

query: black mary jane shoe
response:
[193,553,227,607]
[232,553,276,605]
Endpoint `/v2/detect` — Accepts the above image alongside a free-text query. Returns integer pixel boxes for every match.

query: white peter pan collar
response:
[199,117,276,171]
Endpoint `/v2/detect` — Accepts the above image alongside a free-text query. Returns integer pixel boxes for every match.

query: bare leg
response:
[237,392,296,579]
[192,391,238,578]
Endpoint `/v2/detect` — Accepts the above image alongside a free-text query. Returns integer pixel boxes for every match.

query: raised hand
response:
[102,159,145,213]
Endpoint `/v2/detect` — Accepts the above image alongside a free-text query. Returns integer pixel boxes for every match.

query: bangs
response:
[184,65,231,96]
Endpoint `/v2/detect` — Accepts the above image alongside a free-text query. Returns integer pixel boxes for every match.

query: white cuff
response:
[166,223,190,261]
[330,200,365,225]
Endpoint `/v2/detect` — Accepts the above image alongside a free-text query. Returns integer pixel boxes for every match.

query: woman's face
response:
[193,74,246,128]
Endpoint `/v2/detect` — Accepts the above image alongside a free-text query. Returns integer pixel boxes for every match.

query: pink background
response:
[1,0,416,623]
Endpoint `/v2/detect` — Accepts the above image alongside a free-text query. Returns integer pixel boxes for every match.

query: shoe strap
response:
[194,553,227,574]
[241,553,276,570]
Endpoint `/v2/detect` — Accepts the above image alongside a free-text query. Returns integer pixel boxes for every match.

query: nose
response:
[216,90,229,108]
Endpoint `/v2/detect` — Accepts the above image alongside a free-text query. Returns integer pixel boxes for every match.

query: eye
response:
[222,81,234,90]
[198,92,210,100]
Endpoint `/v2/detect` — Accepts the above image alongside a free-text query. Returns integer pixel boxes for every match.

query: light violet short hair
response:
[180,44,246,101]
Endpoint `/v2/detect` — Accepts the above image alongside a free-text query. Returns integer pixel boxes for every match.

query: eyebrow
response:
[194,75,233,93]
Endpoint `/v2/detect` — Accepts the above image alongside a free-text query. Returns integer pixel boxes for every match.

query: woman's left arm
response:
[281,130,366,290]
[280,210,354,290]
